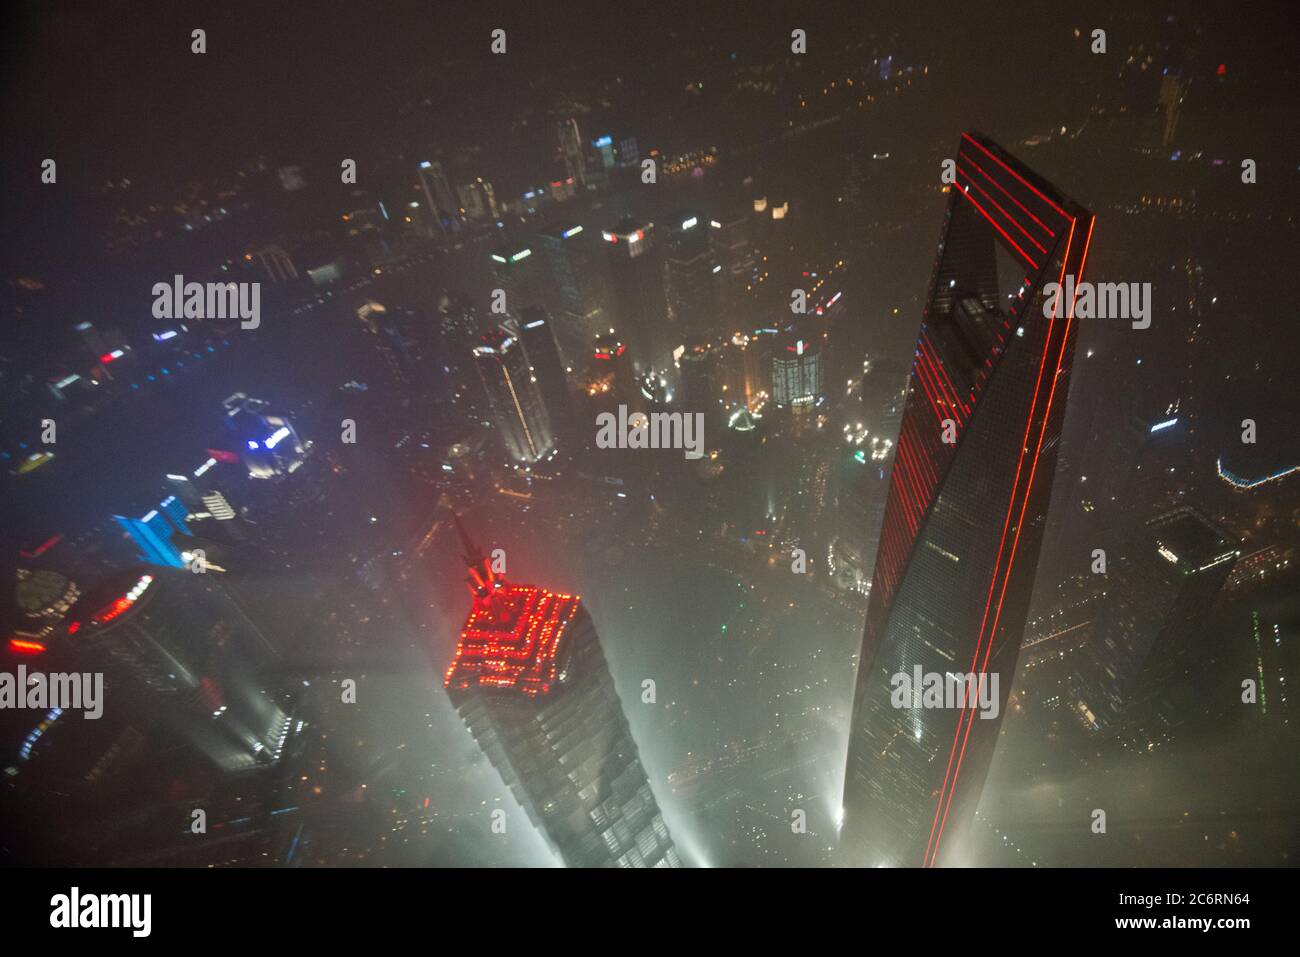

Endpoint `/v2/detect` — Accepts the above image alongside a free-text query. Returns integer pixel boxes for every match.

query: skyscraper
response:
[661,211,715,341]
[437,290,484,418]
[537,221,609,365]
[444,520,679,867]
[677,337,720,419]
[62,567,292,773]
[490,242,547,316]
[1071,505,1238,746]
[473,328,555,465]
[602,217,668,373]
[221,393,309,480]
[840,132,1094,867]
[515,307,572,438]
[709,212,756,325]
[418,160,459,236]
[772,326,824,412]
[557,117,587,188]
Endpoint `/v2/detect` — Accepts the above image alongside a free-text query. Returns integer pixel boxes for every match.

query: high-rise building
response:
[1158,74,1187,148]
[661,211,715,342]
[418,160,459,235]
[111,513,179,568]
[719,328,775,414]
[771,326,823,411]
[709,212,755,323]
[557,118,587,188]
[356,301,424,391]
[602,217,668,373]
[62,567,292,773]
[677,338,720,419]
[473,328,555,465]
[221,393,309,480]
[516,307,572,438]
[537,221,609,365]
[1070,506,1238,746]
[166,457,237,523]
[444,520,679,867]
[249,245,298,283]
[840,132,1094,867]
[456,177,498,221]
[437,290,485,418]
[490,242,547,316]
[592,134,616,172]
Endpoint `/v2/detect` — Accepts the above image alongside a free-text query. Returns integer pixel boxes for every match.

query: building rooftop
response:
[444,582,582,698]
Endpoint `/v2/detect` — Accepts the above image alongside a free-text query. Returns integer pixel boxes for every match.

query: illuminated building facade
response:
[444,521,679,867]
[772,328,823,411]
[473,328,555,465]
[840,132,1094,867]
[221,393,308,480]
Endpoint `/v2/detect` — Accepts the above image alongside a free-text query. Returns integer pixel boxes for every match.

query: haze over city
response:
[0,0,1295,880]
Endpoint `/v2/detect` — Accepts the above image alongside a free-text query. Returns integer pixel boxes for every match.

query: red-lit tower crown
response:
[444,516,582,697]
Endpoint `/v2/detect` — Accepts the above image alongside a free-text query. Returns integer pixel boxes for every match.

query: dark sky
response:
[1,0,1294,279]
[4,1,1294,192]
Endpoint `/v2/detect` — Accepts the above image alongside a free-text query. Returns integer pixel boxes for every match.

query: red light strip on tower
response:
[955,167,1049,256]
[957,151,1059,240]
[919,334,969,419]
[953,184,1039,270]
[960,133,1070,220]
[924,216,1077,866]
[926,215,1094,866]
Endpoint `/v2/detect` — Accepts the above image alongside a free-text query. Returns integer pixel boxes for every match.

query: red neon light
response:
[926,215,1092,867]
[916,338,963,423]
[953,181,1039,269]
[958,152,1058,239]
[920,334,968,416]
[67,621,81,635]
[925,217,1077,865]
[8,638,46,655]
[100,353,116,364]
[20,534,62,559]
[444,582,583,697]
[96,596,134,624]
[87,574,154,628]
[960,133,1068,219]
[911,351,946,425]
[955,165,1048,255]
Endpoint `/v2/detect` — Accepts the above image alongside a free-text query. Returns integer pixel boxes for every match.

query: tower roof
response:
[444,584,582,697]
[444,520,584,697]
